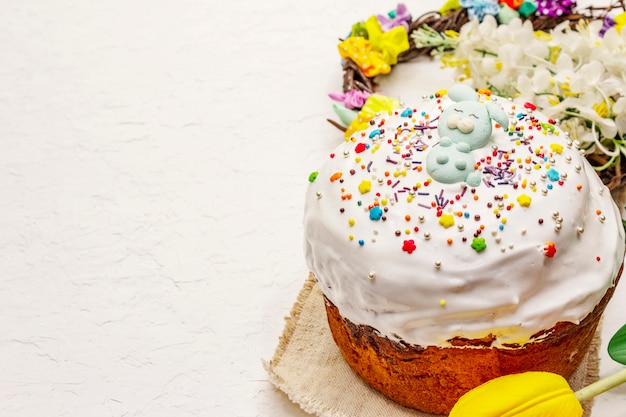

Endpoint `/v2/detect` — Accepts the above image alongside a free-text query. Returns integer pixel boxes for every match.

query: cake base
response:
[266,274,599,417]
[324,266,621,415]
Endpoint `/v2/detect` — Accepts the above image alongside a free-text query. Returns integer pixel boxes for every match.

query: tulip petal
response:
[449,372,583,417]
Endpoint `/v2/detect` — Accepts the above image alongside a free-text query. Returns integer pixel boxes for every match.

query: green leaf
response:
[608,323,626,365]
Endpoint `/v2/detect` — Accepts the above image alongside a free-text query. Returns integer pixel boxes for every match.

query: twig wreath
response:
[330,0,626,190]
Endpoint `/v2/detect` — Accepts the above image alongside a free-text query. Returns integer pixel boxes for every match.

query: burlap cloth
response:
[265,273,600,417]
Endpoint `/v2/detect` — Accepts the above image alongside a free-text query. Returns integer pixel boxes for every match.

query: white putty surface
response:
[0,1,623,416]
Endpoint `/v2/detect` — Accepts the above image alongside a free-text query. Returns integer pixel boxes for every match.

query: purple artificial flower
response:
[600,15,616,37]
[329,90,371,110]
[535,0,577,17]
[460,0,500,22]
[377,3,412,32]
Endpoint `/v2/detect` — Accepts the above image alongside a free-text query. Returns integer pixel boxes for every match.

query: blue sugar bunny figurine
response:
[427,84,509,187]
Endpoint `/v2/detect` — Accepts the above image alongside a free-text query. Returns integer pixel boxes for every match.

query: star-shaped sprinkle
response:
[369,206,383,220]
[402,239,416,254]
[544,242,557,258]
[471,237,487,253]
[517,193,532,207]
[358,180,372,194]
[439,213,455,228]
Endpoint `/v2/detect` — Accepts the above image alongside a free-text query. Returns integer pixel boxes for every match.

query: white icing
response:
[304,93,625,348]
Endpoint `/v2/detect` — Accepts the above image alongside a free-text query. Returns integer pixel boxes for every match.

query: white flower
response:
[595,27,626,83]
[577,107,618,146]
[569,61,622,99]
[613,97,626,136]
[433,13,626,169]
[560,117,597,144]
[516,66,552,97]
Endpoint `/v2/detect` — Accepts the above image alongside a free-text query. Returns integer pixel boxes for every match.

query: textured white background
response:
[0,0,624,416]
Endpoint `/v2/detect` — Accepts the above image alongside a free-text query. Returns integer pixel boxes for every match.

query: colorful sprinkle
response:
[543,242,557,258]
[358,180,372,194]
[402,239,417,254]
[438,213,455,228]
[370,206,383,220]
[401,108,414,117]
[368,130,382,139]
[470,237,487,253]
[516,194,532,207]
[550,143,563,154]
[330,172,343,182]
[546,168,560,181]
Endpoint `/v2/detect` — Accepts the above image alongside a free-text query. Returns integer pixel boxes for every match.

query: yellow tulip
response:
[447,324,626,416]
[449,372,583,417]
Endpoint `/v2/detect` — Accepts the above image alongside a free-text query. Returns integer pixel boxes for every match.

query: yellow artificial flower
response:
[443,29,460,40]
[439,0,461,15]
[363,16,409,66]
[344,112,375,140]
[337,36,391,78]
[615,12,626,33]
[344,94,401,139]
[361,94,401,115]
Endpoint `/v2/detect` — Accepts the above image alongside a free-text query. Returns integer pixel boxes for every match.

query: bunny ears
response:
[448,84,509,132]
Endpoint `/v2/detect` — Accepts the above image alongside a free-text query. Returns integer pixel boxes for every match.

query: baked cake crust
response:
[323,263,622,415]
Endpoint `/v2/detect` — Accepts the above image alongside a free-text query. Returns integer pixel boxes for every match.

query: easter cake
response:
[303,85,625,414]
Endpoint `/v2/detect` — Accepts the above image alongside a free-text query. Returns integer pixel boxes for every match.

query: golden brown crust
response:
[323,264,622,415]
